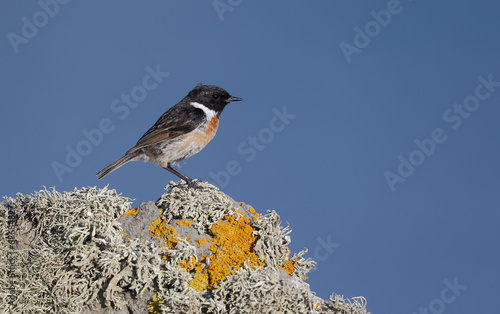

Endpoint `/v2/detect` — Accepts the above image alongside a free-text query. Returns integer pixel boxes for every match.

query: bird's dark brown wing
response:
[129,104,204,151]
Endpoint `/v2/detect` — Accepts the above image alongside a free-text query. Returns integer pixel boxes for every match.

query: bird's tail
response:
[96,152,139,180]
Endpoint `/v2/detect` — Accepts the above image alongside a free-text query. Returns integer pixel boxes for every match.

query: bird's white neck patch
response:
[191,102,216,120]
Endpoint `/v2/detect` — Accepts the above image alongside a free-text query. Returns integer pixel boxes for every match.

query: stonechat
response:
[96,84,242,185]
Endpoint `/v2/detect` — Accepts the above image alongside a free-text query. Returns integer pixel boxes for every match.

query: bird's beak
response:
[227,96,243,103]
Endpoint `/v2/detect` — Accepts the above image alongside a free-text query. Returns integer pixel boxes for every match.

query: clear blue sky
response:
[1,1,499,313]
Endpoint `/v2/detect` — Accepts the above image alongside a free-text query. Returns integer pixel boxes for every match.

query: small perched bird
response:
[96,84,242,185]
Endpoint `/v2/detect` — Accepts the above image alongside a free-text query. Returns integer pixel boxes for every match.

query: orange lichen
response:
[194,260,206,273]
[204,214,266,289]
[248,206,262,221]
[179,256,197,272]
[148,215,199,275]
[147,205,280,292]
[235,208,247,219]
[175,219,193,227]
[195,238,208,247]
[180,208,270,291]
[122,206,139,216]
[149,216,178,249]
[279,260,295,276]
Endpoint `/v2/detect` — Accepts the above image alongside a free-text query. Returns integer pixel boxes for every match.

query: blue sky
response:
[1,1,500,313]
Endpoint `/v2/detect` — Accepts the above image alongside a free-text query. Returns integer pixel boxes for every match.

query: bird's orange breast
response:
[193,115,219,146]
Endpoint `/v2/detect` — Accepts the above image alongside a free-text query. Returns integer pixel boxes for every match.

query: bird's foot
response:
[185,179,205,189]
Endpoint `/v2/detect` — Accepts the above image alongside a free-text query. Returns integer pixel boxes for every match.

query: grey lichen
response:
[156,181,241,228]
[0,182,370,314]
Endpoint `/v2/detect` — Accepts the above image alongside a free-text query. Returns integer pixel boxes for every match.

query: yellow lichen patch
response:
[147,292,163,314]
[148,217,179,249]
[162,226,180,249]
[146,204,284,293]
[277,247,295,275]
[248,206,262,221]
[189,272,209,291]
[204,214,266,289]
[175,219,193,227]
[235,209,251,223]
[179,256,197,272]
[279,260,295,276]
[195,238,209,247]
[193,260,206,273]
[122,206,139,216]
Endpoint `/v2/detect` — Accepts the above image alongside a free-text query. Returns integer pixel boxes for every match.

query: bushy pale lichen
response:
[0,182,370,314]
[148,182,310,295]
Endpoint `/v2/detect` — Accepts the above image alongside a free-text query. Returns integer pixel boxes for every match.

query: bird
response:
[96,84,242,185]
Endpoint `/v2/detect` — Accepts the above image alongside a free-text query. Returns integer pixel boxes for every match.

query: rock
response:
[0,182,370,313]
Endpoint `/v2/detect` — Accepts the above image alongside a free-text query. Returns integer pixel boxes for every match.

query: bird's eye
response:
[212,94,219,100]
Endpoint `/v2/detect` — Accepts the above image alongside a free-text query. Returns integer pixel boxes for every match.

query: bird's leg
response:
[164,163,200,187]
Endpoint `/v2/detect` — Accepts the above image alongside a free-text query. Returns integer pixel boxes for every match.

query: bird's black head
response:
[186,84,242,116]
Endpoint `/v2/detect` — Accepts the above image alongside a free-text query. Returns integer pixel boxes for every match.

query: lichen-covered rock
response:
[0,182,370,314]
